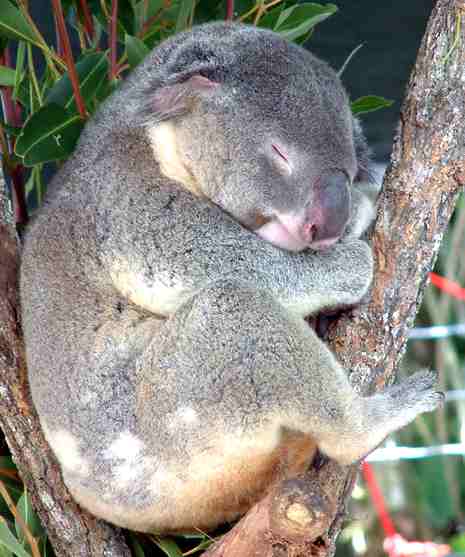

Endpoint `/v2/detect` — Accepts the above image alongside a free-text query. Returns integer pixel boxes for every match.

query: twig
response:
[78,0,95,43]
[0,481,41,557]
[51,0,87,119]
[109,0,119,80]
[226,0,234,20]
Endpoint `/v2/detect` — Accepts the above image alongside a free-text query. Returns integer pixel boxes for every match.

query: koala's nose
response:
[302,171,351,249]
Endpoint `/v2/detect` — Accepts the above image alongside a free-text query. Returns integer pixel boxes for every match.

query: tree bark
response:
[0,0,464,556]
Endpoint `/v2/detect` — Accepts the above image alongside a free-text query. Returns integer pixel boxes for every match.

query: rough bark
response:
[0,0,464,556]
[205,0,465,555]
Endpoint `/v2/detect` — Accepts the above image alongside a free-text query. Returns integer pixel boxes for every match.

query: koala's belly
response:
[65,428,317,533]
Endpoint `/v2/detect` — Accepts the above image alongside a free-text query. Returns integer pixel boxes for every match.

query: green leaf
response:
[0,0,41,47]
[257,4,285,30]
[275,3,338,42]
[450,532,465,552]
[125,34,150,68]
[0,519,31,557]
[13,40,26,101]
[0,65,15,87]
[350,95,394,115]
[15,490,45,545]
[46,52,109,113]
[129,533,146,557]
[15,103,84,166]
[143,0,165,19]
[0,458,17,474]
[0,544,13,557]
[153,537,183,557]
[118,0,136,36]
[175,0,193,32]
[0,123,21,137]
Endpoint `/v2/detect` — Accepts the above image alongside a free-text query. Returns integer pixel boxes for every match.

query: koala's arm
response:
[98,154,373,319]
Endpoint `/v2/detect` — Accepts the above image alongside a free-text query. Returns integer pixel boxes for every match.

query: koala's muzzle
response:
[303,171,351,250]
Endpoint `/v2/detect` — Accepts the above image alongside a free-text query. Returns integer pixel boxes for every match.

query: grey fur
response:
[20,22,442,534]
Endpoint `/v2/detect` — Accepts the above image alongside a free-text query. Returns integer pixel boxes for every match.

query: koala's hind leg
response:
[315,370,443,464]
[131,279,442,532]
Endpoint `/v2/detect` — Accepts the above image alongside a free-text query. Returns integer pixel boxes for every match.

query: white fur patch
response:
[167,406,199,431]
[104,432,150,488]
[110,266,190,316]
[46,429,90,475]
[147,122,198,193]
[105,431,144,460]
[349,192,376,238]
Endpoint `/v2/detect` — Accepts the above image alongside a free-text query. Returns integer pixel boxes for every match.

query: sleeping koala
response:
[20,22,442,533]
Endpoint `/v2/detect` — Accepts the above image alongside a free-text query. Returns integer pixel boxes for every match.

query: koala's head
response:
[142,23,370,252]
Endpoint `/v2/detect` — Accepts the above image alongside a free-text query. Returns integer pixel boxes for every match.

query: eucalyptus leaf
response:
[0,0,41,47]
[275,3,338,42]
[153,537,183,557]
[46,52,109,113]
[125,34,150,68]
[175,0,193,32]
[0,519,31,557]
[15,491,44,545]
[13,40,25,101]
[350,95,394,115]
[118,0,136,36]
[0,123,20,137]
[0,544,13,557]
[257,5,285,30]
[0,66,15,87]
[0,458,16,474]
[129,533,146,557]
[15,103,84,166]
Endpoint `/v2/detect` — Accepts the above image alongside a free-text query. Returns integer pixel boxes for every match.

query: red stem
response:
[10,166,29,226]
[362,462,397,538]
[138,8,163,38]
[0,49,28,225]
[109,0,118,80]
[51,0,87,119]
[78,0,94,41]
[226,0,234,20]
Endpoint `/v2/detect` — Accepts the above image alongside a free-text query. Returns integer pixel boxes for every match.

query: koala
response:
[20,22,442,534]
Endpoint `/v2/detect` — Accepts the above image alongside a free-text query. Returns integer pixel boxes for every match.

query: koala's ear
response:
[145,74,219,123]
[352,117,373,183]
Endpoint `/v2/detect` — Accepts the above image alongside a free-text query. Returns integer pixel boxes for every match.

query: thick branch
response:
[206,1,465,555]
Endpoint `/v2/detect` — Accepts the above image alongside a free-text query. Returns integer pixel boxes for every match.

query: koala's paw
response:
[331,238,374,304]
[390,370,445,415]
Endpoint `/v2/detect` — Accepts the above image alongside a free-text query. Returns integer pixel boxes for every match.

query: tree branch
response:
[0,0,463,555]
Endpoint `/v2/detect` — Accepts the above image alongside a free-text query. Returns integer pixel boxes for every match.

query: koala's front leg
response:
[100,180,373,319]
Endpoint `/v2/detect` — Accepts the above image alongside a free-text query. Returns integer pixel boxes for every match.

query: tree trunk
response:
[0,0,464,555]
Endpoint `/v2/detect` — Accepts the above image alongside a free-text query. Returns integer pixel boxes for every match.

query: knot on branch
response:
[269,475,337,544]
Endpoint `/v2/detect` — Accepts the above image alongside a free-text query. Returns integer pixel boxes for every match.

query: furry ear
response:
[144,74,219,123]
[352,117,374,184]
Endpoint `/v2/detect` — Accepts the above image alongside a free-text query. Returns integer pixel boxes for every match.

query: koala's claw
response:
[390,370,444,415]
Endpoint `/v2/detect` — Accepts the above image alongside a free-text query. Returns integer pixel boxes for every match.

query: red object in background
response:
[430,273,465,301]
[362,462,451,557]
